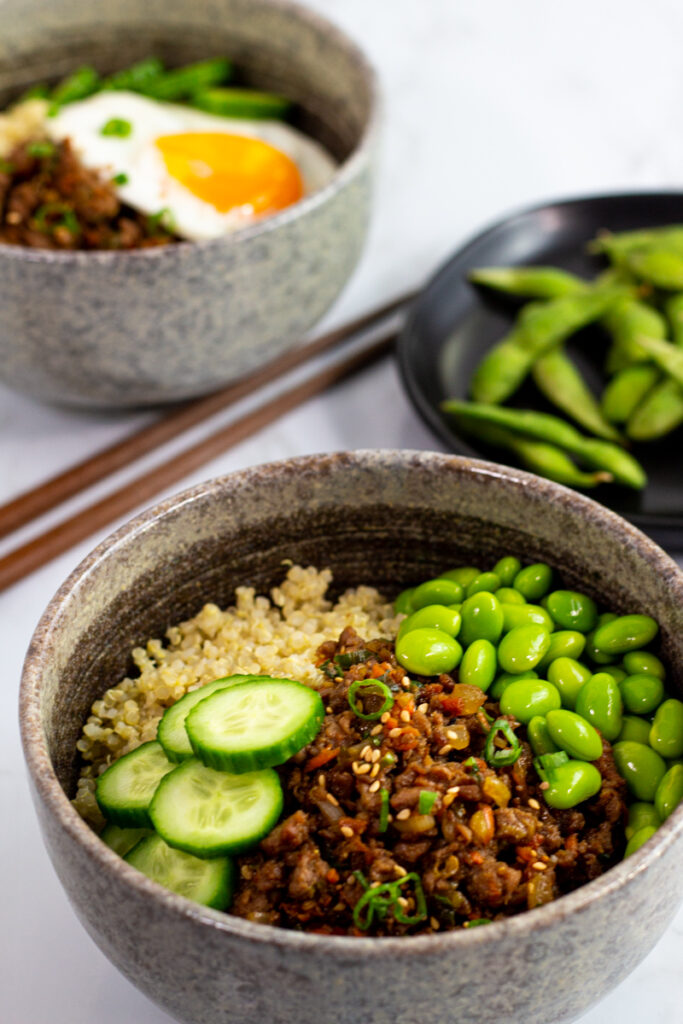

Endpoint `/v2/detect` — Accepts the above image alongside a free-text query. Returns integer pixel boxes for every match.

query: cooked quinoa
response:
[73,565,401,827]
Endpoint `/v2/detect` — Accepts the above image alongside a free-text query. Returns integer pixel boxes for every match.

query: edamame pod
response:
[498,625,552,674]
[544,590,598,633]
[613,741,667,801]
[547,657,592,709]
[575,673,623,741]
[591,614,658,655]
[654,763,683,821]
[397,604,462,641]
[395,628,462,676]
[620,673,665,715]
[601,365,660,424]
[468,266,585,299]
[532,347,622,441]
[625,801,661,840]
[632,334,683,387]
[500,679,561,723]
[527,716,559,755]
[459,592,504,647]
[543,760,602,809]
[459,639,497,692]
[626,377,683,441]
[649,699,683,759]
[537,631,586,670]
[411,578,464,611]
[545,710,603,762]
[625,246,683,290]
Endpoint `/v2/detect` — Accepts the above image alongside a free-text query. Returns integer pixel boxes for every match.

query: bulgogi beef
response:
[231,627,628,936]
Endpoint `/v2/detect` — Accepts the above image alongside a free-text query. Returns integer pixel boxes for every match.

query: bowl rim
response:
[20,449,683,956]
[0,0,380,265]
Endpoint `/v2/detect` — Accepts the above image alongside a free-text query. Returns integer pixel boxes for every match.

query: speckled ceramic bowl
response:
[20,451,683,1024]
[0,0,378,408]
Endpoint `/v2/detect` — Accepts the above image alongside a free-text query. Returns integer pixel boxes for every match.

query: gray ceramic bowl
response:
[20,451,683,1024]
[0,0,378,408]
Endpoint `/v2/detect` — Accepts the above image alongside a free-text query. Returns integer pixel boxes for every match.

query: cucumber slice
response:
[96,741,175,827]
[101,822,153,857]
[150,758,283,857]
[191,86,292,120]
[124,834,235,909]
[186,677,324,773]
[157,674,260,763]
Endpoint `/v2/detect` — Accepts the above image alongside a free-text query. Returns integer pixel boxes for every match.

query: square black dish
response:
[397,192,683,550]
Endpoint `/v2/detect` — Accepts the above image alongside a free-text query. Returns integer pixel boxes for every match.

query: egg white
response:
[47,91,337,241]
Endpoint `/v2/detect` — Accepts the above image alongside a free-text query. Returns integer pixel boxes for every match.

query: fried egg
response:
[47,91,337,240]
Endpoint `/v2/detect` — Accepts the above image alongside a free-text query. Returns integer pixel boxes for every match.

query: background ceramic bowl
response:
[0,0,378,408]
[20,451,683,1024]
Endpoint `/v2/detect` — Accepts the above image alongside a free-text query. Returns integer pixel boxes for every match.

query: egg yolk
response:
[155,132,304,215]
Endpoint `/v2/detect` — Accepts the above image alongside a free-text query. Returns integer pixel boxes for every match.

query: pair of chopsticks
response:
[0,291,414,593]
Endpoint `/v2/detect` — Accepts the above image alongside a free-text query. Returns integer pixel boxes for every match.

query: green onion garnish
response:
[0,158,14,174]
[379,750,397,769]
[352,872,427,931]
[147,207,176,235]
[417,790,437,815]
[34,201,80,236]
[347,679,394,721]
[378,788,390,832]
[26,140,56,158]
[533,750,569,783]
[17,83,50,102]
[112,172,129,185]
[464,918,492,928]
[101,117,132,137]
[462,756,482,778]
[484,718,522,767]
[334,650,372,670]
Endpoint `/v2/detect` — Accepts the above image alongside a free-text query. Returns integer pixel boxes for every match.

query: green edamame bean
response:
[618,715,652,745]
[439,567,480,587]
[543,760,602,809]
[397,604,462,641]
[545,709,603,761]
[597,612,617,626]
[575,673,623,741]
[592,614,659,655]
[459,639,497,692]
[500,679,561,723]
[544,590,598,633]
[620,673,665,715]
[537,631,586,670]
[466,572,501,597]
[584,628,618,666]
[411,578,464,611]
[513,563,554,601]
[527,715,559,755]
[547,657,592,709]
[654,763,683,821]
[459,592,504,647]
[613,741,667,801]
[600,665,627,685]
[492,557,522,587]
[625,801,661,840]
[497,588,527,605]
[394,588,415,616]
[501,603,554,633]
[490,670,538,701]
[395,628,462,677]
[624,825,657,857]
[498,625,552,675]
[650,699,683,759]
[622,650,666,680]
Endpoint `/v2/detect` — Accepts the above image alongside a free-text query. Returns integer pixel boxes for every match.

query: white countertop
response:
[1,1,682,1021]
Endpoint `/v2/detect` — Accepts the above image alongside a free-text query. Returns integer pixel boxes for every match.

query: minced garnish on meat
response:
[230,627,628,936]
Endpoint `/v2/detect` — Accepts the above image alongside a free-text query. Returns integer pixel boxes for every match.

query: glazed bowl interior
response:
[21,451,683,1024]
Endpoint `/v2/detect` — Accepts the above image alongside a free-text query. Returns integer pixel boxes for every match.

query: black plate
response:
[398,192,683,551]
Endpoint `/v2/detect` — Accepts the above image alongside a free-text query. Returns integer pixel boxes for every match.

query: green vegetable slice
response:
[96,740,175,827]
[157,674,261,762]
[101,822,153,857]
[125,834,235,909]
[191,86,292,120]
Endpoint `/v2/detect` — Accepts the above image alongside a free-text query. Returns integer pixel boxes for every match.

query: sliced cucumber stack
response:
[96,740,175,827]
[186,676,324,773]
[101,822,153,857]
[150,758,283,857]
[157,674,259,762]
[125,834,235,909]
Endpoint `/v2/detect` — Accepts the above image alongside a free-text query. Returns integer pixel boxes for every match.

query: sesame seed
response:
[334,677,343,683]
[370,724,383,736]
[445,729,460,742]
[401,679,411,689]
[528,798,541,810]
[388,728,402,738]
[403,678,412,687]
[396,896,409,909]
[326,793,339,806]
[438,743,452,756]
[443,792,456,808]
[394,865,407,877]
[532,861,548,871]
[539,781,550,791]
[368,779,380,793]
[447,786,460,795]
[418,702,429,714]
[317,774,326,787]
[396,808,411,820]
[240,865,253,880]
[326,706,333,713]
[356,763,372,775]
[380,712,391,723]
[370,764,380,778]
[340,825,354,838]
[360,745,371,760]
[430,917,440,930]
[352,761,363,773]
[400,709,411,723]
[371,749,381,763]
[445,855,460,873]
[387,814,394,823]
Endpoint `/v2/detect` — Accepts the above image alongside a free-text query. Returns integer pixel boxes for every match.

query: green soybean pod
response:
[624,825,658,857]
[543,760,602,809]
[513,563,554,601]
[592,614,659,655]
[544,590,598,633]
[620,673,665,715]
[545,709,603,761]
[497,588,527,605]
[613,741,667,801]
[575,673,623,741]
[500,679,561,723]
[618,715,653,745]
[492,557,522,586]
[625,801,661,840]
[397,604,462,641]
[654,763,683,821]
[395,628,462,677]
[527,715,559,755]
[490,670,538,701]
[547,657,592,709]
[459,639,497,692]
[501,603,554,633]
[537,631,586,670]
[498,625,552,675]
[394,588,415,616]
[439,567,480,587]
[459,591,504,647]
[622,650,666,680]
[649,699,683,759]
[466,572,501,597]
[600,665,627,685]
[411,578,464,611]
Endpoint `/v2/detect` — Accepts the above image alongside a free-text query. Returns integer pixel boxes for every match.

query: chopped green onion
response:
[112,172,129,185]
[380,751,397,769]
[378,788,390,832]
[352,872,427,931]
[463,756,482,778]
[334,650,372,670]
[391,873,428,925]
[33,201,80,236]
[103,57,165,92]
[464,918,492,928]
[147,207,176,235]
[101,118,132,137]
[417,790,437,815]
[139,57,232,101]
[17,83,50,102]
[0,158,14,174]
[484,718,522,767]
[26,140,56,158]
[49,65,99,114]
[347,679,394,721]
[191,86,292,121]
[533,750,569,783]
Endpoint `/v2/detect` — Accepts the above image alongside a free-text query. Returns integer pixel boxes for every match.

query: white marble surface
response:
[1,1,682,1021]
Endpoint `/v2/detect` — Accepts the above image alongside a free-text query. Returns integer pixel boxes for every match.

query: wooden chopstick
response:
[0,327,396,593]
[0,291,414,542]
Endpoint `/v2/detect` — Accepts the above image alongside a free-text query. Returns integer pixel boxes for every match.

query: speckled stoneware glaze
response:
[20,451,683,1024]
[0,0,378,408]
